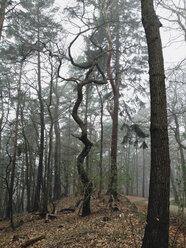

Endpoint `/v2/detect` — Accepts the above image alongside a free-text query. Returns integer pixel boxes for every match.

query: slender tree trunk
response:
[126,144,131,195]
[33,21,45,211]
[53,92,61,200]
[53,121,61,200]
[97,86,104,197]
[85,85,90,175]
[141,0,170,247]
[0,87,4,156]
[0,0,7,41]
[7,62,23,229]
[0,87,4,215]
[43,72,54,212]
[170,167,179,202]
[142,147,146,197]
[25,142,31,212]
[21,107,31,212]
[43,110,53,212]
[108,91,119,198]
[103,3,120,199]
[135,140,139,196]
[173,115,186,213]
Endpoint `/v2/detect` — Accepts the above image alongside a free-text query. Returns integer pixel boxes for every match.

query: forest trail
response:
[126,196,186,216]
[0,194,185,248]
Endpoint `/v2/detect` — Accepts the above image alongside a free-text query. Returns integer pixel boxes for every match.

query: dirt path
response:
[126,195,186,216]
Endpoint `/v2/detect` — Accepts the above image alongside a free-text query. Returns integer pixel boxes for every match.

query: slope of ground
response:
[0,194,185,248]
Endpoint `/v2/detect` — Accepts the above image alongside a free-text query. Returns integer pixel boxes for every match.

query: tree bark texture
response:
[141,0,170,247]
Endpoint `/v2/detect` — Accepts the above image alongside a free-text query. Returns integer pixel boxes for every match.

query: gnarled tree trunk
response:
[72,82,93,217]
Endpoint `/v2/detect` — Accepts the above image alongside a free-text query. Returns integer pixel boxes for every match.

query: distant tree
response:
[0,0,7,40]
[167,79,186,214]
[121,122,149,196]
[141,0,171,247]
[6,0,62,212]
[83,0,147,199]
[53,82,62,201]
[96,86,104,197]
[159,0,186,42]
[6,61,23,229]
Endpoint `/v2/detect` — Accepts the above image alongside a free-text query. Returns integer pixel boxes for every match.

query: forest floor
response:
[0,194,185,248]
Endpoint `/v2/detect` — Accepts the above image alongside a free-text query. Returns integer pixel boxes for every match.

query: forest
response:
[0,0,186,247]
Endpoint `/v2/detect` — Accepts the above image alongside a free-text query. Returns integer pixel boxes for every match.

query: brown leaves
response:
[0,195,185,248]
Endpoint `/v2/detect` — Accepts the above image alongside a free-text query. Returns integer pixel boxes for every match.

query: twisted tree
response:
[58,27,107,216]
[71,68,107,216]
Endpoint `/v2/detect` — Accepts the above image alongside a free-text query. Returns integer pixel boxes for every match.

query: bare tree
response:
[159,0,186,42]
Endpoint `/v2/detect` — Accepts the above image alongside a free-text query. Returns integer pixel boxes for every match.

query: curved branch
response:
[68,28,94,69]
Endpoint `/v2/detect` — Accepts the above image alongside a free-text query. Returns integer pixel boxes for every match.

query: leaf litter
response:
[0,194,185,247]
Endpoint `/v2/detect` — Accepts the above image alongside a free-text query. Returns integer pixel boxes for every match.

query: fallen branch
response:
[45,213,57,222]
[60,208,75,213]
[21,234,45,248]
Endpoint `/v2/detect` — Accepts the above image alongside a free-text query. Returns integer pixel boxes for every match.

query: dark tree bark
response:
[84,84,90,175]
[72,82,93,217]
[141,0,171,247]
